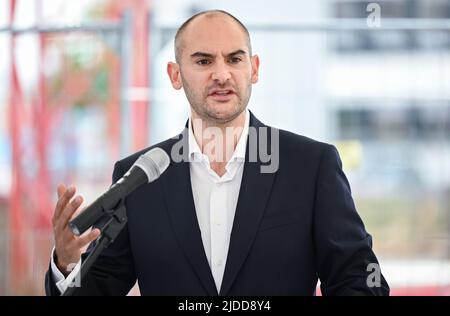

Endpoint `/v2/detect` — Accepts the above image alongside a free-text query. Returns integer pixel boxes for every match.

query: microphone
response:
[68,147,170,236]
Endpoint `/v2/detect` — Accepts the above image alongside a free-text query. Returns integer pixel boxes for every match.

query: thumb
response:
[76,228,101,249]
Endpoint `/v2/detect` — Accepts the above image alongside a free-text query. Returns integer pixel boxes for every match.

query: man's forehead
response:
[181,30,249,58]
[182,25,248,55]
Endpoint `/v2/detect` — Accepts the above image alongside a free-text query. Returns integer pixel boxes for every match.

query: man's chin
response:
[204,108,244,125]
[189,99,246,125]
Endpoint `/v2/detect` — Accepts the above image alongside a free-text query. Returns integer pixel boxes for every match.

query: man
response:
[45,10,389,296]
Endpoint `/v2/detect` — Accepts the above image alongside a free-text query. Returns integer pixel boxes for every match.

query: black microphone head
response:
[134,147,170,182]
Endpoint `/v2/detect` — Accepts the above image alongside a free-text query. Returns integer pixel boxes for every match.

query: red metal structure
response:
[8,0,28,294]
[7,0,150,294]
[106,0,150,151]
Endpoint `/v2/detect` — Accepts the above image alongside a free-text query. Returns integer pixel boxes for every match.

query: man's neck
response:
[191,110,247,176]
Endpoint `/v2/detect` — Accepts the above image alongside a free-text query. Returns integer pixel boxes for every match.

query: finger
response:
[53,185,66,225]
[54,185,76,221]
[54,185,75,220]
[70,205,87,221]
[76,228,101,249]
[57,195,83,231]
[53,185,67,226]
[59,206,87,243]
[57,184,66,199]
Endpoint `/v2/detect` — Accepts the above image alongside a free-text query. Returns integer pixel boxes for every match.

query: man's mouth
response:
[208,89,235,101]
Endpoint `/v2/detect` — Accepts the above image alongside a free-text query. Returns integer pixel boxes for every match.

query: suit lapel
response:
[160,131,218,296]
[219,113,277,295]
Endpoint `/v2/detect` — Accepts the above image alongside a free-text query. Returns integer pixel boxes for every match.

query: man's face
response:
[168,15,259,125]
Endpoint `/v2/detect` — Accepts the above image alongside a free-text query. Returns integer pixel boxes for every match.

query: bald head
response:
[174,10,252,64]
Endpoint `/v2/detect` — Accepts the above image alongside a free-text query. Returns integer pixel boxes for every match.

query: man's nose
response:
[211,60,231,84]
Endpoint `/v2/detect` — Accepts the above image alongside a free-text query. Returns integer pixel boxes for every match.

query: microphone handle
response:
[68,166,148,236]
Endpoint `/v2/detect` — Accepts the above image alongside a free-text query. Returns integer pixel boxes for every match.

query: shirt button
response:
[216,260,223,266]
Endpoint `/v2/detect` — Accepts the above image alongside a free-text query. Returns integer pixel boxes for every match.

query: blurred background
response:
[0,0,449,295]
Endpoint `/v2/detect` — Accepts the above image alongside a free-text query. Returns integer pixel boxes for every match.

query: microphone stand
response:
[61,200,128,296]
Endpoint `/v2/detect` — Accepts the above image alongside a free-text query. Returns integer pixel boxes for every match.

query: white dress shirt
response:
[51,109,250,294]
[188,109,249,292]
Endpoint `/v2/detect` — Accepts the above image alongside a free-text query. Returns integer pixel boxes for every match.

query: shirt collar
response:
[188,108,250,163]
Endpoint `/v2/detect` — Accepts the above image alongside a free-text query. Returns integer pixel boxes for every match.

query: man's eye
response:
[229,57,242,64]
[196,59,210,65]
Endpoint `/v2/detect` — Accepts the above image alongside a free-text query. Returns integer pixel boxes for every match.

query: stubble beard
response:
[182,77,251,127]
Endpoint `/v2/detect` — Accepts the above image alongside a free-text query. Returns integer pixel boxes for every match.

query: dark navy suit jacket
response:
[45,112,389,296]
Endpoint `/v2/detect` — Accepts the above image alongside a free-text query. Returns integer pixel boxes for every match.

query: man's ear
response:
[250,55,260,84]
[167,62,183,90]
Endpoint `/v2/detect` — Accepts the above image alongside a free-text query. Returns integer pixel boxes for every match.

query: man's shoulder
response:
[276,126,335,158]
[271,127,341,177]
[250,112,333,155]
[114,119,337,172]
